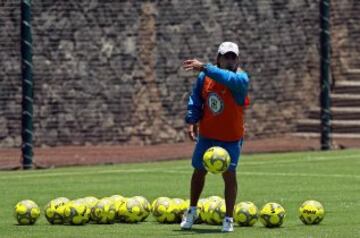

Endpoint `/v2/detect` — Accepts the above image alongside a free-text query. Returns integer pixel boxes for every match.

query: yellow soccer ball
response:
[151,197,177,223]
[195,198,207,223]
[117,197,145,223]
[200,197,225,225]
[91,198,116,224]
[110,195,125,204]
[197,198,207,210]
[83,196,99,208]
[211,199,226,225]
[44,197,70,224]
[202,147,231,174]
[172,198,187,223]
[259,202,286,228]
[234,201,259,226]
[207,196,223,203]
[112,197,127,222]
[299,200,325,225]
[82,196,98,221]
[133,196,151,222]
[63,200,91,225]
[14,200,41,225]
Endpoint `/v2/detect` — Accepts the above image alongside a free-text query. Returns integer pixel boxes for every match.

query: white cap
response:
[217,41,239,56]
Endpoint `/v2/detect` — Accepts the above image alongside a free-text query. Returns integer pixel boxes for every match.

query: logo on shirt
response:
[207,92,224,115]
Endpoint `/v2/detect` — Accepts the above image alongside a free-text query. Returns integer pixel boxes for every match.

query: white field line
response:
[240,153,360,165]
[238,171,360,179]
[158,170,360,179]
[148,153,360,169]
[0,154,359,180]
[150,153,359,168]
[0,167,359,181]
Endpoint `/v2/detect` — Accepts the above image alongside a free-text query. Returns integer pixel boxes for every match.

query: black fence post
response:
[21,0,34,169]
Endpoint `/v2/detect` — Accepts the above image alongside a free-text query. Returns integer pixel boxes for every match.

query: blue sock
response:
[190,206,197,213]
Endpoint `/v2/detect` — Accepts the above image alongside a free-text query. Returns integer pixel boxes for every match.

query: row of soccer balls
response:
[14,195,325,227]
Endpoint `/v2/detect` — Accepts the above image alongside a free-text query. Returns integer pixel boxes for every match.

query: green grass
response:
[1,149,360,238]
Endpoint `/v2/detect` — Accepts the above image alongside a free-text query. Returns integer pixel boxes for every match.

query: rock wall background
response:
[0,0,358,147]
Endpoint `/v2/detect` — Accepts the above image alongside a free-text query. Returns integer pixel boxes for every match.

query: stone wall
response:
[331,0,360,84]
[0,1,22,147]
[0,0,358,147]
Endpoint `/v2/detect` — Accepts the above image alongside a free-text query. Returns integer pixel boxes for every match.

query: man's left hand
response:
[183,59,204,72]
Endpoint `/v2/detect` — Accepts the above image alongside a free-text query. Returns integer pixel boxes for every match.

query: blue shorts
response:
[191,136,244,172]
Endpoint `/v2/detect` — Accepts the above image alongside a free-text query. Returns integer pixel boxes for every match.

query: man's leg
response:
[221,139,242,232]
[190,169,207,206]
[221,139,242,217]
[222,170,237,217]
[221,170,237,232]
[181,169,207,229]
[189,137,211,206]
[181,137,210,230]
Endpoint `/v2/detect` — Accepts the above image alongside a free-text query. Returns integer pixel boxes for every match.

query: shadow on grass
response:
[173,227,223,234]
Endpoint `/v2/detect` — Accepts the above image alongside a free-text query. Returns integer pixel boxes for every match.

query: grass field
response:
[1,149,360,238]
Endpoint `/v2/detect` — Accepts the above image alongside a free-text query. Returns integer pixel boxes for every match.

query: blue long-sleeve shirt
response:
[185,63,249,124]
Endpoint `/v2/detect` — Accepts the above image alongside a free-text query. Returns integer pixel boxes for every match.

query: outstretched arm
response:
[183,59,249,95]
[203,64,249,95]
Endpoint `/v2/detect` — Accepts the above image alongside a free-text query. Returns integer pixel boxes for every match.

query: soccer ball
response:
[91,198,116,224]
[199,196,222,224]
[110,195,125,204]
[195,198,207,223]
[172,198,187,222]
[234,201,258,226]
[299,200,325,225]
[44,197,70,224]
[112,196,127,222]
[197,198,207,210]
[133,196,151,221]
[82,196,98,221]
[151,197,177,223]
[173,198,187,213]
[14,200,41,225]
[207,196,223,203]
[63,200,91,225]
[117,197,145,223]
[211,199,226,225]
[83,196,99,208]
[200,197,225,225]
[202,146,231,174]
[259,202,286,228]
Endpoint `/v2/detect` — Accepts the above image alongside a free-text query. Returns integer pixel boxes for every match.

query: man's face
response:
[218,52,238,71]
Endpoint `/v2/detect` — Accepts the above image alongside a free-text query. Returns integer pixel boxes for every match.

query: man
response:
[180,42,249,232]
